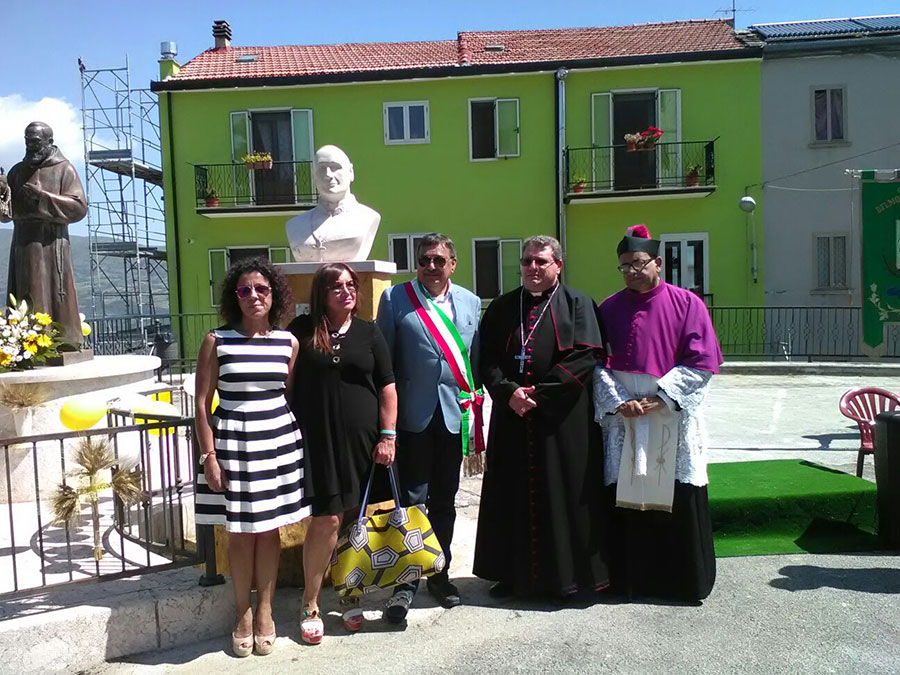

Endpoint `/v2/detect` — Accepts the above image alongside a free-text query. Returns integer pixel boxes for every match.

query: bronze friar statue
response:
[0,122,86,348]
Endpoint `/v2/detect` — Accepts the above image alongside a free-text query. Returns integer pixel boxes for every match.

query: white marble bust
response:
[285,145,381,262]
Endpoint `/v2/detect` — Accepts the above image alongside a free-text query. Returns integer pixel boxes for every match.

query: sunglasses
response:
[328,282,358,295]
[520,256,556,268]
[236,284,271,299]
[417,255,449,269]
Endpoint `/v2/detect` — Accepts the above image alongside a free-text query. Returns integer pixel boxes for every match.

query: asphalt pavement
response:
[90,373,900,674]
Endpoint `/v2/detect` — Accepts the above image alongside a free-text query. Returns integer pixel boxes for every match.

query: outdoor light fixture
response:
[739,195,758,283]
[739,195,757,213]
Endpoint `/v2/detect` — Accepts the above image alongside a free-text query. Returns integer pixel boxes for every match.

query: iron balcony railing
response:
[194,160,317,209]
[564,140,716,196]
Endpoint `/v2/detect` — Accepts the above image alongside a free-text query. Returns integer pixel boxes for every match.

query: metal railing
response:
[0,402,203,598]
[86,306,900,362]
[565,140,716,195]
[194,160,317,209]
[709,306,900,359]
[86,312,219,362]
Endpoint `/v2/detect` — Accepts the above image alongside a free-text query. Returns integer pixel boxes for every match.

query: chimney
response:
[213,20,232,49]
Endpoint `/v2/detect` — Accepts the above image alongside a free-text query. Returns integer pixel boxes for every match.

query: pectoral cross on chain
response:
[514,350,530,374]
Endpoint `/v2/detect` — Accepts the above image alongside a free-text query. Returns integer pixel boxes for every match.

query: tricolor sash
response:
[402,281,485,456]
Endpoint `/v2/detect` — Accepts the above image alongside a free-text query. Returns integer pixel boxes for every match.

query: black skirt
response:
[606,481,716,601]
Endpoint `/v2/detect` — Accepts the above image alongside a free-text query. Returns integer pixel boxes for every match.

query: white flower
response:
[22,351,32,360]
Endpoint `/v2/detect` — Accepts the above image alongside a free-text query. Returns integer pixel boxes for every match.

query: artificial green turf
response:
[708,459,881,557]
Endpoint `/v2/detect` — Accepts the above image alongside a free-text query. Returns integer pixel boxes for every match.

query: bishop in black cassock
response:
[473,236,609,598]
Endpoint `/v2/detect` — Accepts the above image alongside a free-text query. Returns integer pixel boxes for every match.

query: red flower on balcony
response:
[624,126,664,151]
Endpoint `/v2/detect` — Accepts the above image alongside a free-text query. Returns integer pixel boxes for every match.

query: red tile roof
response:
[167,20,750,83]
[458,20,747,65]
[173,40,459,80]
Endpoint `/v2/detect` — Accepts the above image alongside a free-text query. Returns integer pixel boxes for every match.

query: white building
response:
[752,16,900,356]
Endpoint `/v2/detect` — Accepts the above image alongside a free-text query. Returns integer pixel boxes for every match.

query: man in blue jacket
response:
[376,232,482,622]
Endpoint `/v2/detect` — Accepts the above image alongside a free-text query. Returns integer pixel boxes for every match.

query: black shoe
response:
[488,581,515,599]
[427,576,461,608]
[385,589,414,624]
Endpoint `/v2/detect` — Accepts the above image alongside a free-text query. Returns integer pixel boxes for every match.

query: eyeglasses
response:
[236,284,271,299]
[616,259,655,275]
[417,255,449,269]
[328,282,358,295]
[520,256,557,269]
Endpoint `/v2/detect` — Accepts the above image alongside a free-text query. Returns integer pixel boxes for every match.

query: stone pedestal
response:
[206,260,398,585]
[278,259,397,320]
[0,355,161,503]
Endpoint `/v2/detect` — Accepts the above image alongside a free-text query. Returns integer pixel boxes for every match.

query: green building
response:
[151,18,763,351]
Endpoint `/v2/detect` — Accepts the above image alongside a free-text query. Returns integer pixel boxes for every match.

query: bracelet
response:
[199,451,216,464]
[379,429,397,436]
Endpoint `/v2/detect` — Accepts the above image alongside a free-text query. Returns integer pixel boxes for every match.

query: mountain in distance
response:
[0,228,169,319]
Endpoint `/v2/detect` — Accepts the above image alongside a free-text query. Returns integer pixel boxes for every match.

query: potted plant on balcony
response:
[685,164,702,187]
[242,151,273,170]
[203,186,220,207]
[571,173,588,193]
[624,126,664,151]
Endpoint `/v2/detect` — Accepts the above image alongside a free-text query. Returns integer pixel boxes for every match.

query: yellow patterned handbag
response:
[331,464,445,597]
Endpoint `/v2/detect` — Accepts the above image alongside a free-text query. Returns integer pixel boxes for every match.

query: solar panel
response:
[855,16,900,32]
[751,15,900,40]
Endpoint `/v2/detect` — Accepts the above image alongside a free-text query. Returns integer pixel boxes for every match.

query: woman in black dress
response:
[288,263,397,643]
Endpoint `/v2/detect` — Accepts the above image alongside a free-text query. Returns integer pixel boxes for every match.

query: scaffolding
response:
[79,57,168,323]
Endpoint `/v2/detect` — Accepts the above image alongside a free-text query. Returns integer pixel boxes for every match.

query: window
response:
[383,102,429,144]
[388,233,429,273]
[229,109,314,205]
[590,89,681,191]
[812,87,845,142]
[207,246,290,306]
[815,234,848,289]
[660,233,709,297]
[468,98,520,160]
[472,238,522,299]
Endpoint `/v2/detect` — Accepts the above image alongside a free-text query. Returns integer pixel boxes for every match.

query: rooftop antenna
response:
[714,0,754,26]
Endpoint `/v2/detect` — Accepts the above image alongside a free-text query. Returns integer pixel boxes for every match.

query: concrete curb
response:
[721,361,900,376]
[0,567,233,674]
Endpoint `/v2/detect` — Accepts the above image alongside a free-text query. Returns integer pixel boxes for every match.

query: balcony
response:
[194,161,317,217]
[564,140,716,203]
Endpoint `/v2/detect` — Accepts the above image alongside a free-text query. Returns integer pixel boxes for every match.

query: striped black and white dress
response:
[195,328,309,533]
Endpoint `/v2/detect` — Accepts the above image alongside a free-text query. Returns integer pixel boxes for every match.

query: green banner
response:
[862,174,900,352]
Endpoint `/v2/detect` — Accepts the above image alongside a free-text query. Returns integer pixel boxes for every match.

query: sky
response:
[1,0,898,211]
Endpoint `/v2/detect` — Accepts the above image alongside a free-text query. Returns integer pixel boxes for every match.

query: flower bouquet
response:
[241,151,273,170]
[0,295,65,371]
[624,126,664,151]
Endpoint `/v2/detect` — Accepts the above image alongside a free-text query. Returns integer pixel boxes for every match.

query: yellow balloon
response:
[60,397,108,431]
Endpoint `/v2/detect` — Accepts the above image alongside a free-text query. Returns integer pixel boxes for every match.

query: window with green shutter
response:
[496,99,520,158]
[469,98,520,160]
[230,111,252,205]
[656,89,681,187]
[208,249,227,307]
[591,93,613,190]
[291,109,314,200]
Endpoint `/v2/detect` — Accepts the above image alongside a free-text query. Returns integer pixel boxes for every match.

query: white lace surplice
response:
[593,366,713,488]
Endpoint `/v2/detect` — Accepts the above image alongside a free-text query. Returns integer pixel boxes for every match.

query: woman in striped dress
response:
[195,257,308,657]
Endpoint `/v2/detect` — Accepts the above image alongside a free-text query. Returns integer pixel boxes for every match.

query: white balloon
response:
[181,373,196,399]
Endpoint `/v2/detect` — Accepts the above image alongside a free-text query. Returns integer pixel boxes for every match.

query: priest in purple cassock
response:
[594,225,722,602]
[474,235,609,600]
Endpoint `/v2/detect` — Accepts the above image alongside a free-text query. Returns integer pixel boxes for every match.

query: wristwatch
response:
[199,451,216,464]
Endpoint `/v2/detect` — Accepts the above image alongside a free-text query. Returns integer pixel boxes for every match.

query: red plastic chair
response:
[839,387,900,477]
